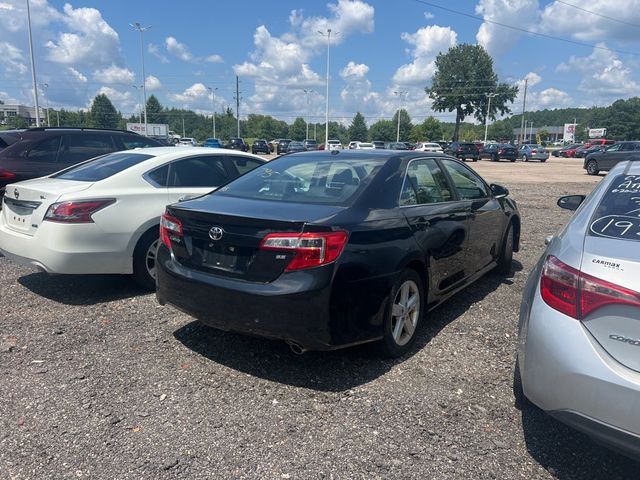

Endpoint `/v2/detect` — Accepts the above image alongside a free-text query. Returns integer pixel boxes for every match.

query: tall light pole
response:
[394,91,407,142]
[132,85,143,132]
[41,83,50,127]
[483,92,497,144]
[130,22,151,135]
[303,89,314,140]
[26,0,41,127]
[208,86,218,138]
[318,29,338,146]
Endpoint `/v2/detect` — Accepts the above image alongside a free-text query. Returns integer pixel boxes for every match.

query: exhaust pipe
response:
[287,341,306,355]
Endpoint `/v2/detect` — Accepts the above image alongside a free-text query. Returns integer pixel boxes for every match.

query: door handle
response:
[414,217,430,228]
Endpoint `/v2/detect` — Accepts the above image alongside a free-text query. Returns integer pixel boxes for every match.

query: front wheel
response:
[472,157,478,162]
[496,223,514,275]
[133,229,160,290]
[521,155,528,162]
[377,270,424,358]
[586,160,600,175]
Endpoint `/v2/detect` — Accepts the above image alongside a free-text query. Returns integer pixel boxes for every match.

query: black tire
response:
[496,222,514,275]
[522,154,528,162]
[586,159,600,175]
[492,154,498,162]
[540,159,546,163]
[472,157,478,162]
[510,158,516,162]
[377,269,424,358]
[132,228,160,290]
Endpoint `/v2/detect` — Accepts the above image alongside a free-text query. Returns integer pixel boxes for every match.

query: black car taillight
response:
[260,231,348,271]
[160,213,183,250]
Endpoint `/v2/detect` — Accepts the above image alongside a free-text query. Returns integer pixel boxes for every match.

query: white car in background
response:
[352,142,376,150]
[415,142,443,153]
[0,147,265,289]
[177,137,198,147]
[327,139,343,151]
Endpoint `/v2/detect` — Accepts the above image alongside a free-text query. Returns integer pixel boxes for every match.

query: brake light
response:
[160,213,183,249]
[260,231,348,271]
[540,255,640,319]
[44,199,115,223]
[531,149,537,154]
[0,168,16,181]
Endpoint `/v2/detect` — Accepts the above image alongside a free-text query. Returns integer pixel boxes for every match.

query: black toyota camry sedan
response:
[156,150,520,357]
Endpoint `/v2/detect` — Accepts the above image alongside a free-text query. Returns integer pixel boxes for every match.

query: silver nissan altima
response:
[517,160,640,457]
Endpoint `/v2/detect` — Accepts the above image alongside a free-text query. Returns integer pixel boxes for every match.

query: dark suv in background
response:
[225,138,249,152]
[480,143,517,162]
[276,139,292,155]
[584,141,640,175]
[251,139,270,155]
[0,127,162,194]
[445,142,480,161]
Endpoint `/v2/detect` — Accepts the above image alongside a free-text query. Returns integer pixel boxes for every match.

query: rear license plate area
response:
[193,239,251,273]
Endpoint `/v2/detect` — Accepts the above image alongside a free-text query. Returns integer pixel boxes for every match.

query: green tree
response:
[487,118,515,142]
[411,116,443,142]
[347,112,368,141]
[391,109,413,141]
[7,115,29,129]
[426,44,518,141]
[145,95,165,124]
[289,117,307,141]
[368,119,396,142]
[89,93,120,128]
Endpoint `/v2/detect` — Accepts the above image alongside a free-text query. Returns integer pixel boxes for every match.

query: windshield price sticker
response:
[612,175,640,194]
[590,215,640,242]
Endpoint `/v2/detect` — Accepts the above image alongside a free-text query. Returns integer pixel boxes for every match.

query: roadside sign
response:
[588,128,606,138]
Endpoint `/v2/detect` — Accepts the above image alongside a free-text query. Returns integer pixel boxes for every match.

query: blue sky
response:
[1,0,639,125]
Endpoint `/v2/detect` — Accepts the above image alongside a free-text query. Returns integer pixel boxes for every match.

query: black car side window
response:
[228,156,263,175]
[60,134,115,164]
[401,159,453,206]
[168,155,229,187]
[120,135,159,149]
[26,136,62,161]
[441,160,489,200]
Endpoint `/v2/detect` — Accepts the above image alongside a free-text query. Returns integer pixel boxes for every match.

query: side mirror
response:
[490,183,509,198]
[557,195,585,211]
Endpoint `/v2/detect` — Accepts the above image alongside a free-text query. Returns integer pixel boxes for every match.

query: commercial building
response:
[512,125,565,143]
[0,104,46,126]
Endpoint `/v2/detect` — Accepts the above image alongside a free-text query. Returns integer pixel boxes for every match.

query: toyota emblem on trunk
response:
[13,188,19,199]
[209,226,224,241]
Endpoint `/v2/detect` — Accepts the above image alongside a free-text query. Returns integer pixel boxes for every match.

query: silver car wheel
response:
[522,154,528,162]
[390,280,420,346]
[145,239,160,280]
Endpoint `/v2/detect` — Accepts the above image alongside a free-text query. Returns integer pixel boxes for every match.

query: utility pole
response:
[182,116,185,137]
[483,92,497,144]
[132,85,143,133]
[519,78,528,145]
[41,83,50,127]
[26,0,41,127]
[303,89,314,140]
[208,86,218,138]
[394,91,407,142]
[130,22,151,135]
[318,29,339,146]
[235,76,241,138]
[56,110,59,127]
[529,121,534,142]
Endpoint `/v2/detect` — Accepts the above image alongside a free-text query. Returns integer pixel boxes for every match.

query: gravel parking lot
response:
[1,157,638,479]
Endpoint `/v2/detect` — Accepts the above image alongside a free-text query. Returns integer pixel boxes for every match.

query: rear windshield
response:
[53,152,154,182]
[0,132,20,149]
[588,174,640,242]
[215,156,385,206]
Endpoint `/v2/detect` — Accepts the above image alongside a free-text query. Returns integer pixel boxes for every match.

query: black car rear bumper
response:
[156,246,388,350]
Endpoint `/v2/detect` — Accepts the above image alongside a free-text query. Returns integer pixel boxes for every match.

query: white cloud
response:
[205,54,224,63]
[340,61,369,79]
[148,43,169,63]
[0,41,27,74]
[556,45,640,100]
[0,90,20,104]
[145,75,161,91]
[538,88,572,107]
[393,25,457,86]
[93,65,135,84]
[45,4,122,68]
[165,36,194,62]
[94,86,132,110]
[475,0,540,57]
[424,11,435,20]
[68,67,87,83]
[168,82,225,111]
[541,0,640,43]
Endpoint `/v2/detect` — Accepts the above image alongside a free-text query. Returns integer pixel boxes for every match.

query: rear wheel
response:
[586,159,600,175]
[521,154,528,162]
[540,159,546,163]
[133,229,160,290]
[496,223,514,274]
[510,158,516,162]
[472,157,478,162]
[377,270,424,358]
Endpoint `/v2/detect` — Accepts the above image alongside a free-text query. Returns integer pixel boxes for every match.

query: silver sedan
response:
[517,160,640,457]
[519,144,549,162]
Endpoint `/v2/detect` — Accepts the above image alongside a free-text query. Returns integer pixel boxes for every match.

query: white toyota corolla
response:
[0,147,265,288]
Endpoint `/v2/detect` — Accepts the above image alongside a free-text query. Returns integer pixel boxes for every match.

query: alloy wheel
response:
[390,280,421,346]
[145,239,160,280]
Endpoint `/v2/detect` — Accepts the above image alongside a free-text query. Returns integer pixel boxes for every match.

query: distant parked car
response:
[481,143,517,162]
[286,141,306,153]
[385,142,409,150]
[414,142,443,153]
[268,139,282,153]
[225,138,249,152]
[445,142,480,162]
[178,137,198,147]
[303,139,318,151]
[251,139,270,155]
[276,139,292,155]
[403,142,416,150]
[584,141,640,175]
[553,143,581,157]
[0,147,265,289]
[352,142,375,150]
[0,127,162,196]
[517,160,640,458]
[372,141,386,149]
[203,138,222,148]
[326,139,343,151]
[519,144,549,162]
